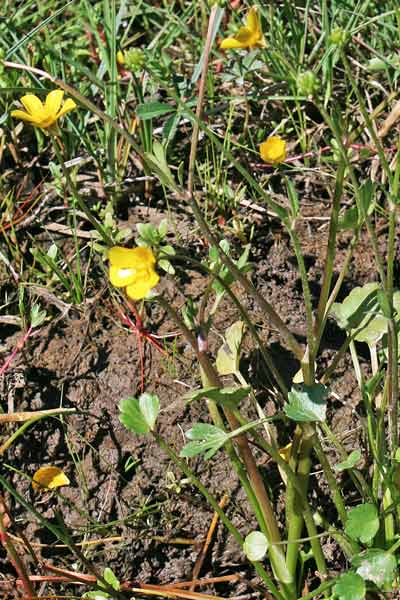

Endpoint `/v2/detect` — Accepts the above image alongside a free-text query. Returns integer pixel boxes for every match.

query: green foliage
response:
[334,450,362,472]
[216,320,245,375]
[352,550,397,587]
[333,572,365,600]
[83,567,120,598]
[284,383,329,422]
[180,423,227,459]
[185,386,251,409]
[243,531,269,562]
[345,504,379,545]
[119,393,160,435]
[136,220,176,274]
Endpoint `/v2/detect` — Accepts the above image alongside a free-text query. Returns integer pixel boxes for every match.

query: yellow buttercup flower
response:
[11,89,77,130]
[109,246,160,300]
[259,136,286,164]
[220,6,266,50]
[32,466,70,491]
[116,50,125,65]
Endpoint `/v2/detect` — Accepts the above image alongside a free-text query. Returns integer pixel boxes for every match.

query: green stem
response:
[312,434,347,525]
[189,195,304,362]
[287,226,315,373]
[153,432,286,600]
[314,163,345,350]
[157,296,294,594]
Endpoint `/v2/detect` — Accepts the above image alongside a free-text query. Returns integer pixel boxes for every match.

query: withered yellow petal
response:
[32,466,70,491]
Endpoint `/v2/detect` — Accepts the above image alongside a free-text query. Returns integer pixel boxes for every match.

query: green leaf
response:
[345,504,379,544]
[352,549,396,587]
[30,304,47,328]
[158,219,169,238]
[286,178,299,218]
[338,206,358,231]
[144,142,177,191]
[359,180,376,219]
[333,572,365,600]
[284,383,329,422]
[185,386,250,408]
[243,531,268,562]
[334,450,362,472]
[119,397,150,434]
[330,283,380,331]
[216,321,245,375]
[136,101,175,120]
[180,423,227,459]
[139,393,159,432]
[158,259,175,275]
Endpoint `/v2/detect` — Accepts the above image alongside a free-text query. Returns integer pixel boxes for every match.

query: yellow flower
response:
[32,466,70,491]
[220,6,266,50]
[108,246,160,300]
[259,136,286,164]
[116,50,125,65]
[11,89,77,130]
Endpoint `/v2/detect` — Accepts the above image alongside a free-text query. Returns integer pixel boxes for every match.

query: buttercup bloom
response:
[11,89,76,130]
[220,6,266,50]
[109,246,160,300]
[32,466,70,491]
[116,50,125,65]
[259,136,286,164]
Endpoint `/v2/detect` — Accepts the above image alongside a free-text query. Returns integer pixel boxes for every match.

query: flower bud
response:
[296,70,319,97]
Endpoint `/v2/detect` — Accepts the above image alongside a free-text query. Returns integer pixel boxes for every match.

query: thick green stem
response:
[153,433,286,600]
[157,296,294,594]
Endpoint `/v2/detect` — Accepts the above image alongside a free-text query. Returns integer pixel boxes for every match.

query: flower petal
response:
[126,269,160,300]
[259,136,286,164]
[20,94,44,116]
[220,26,254,49]
[246,6,260,33]
[56,98,77,119]
[32,466,70,491]
[11,109,40,124]
[108,246,155,269]
[45,89,64,116]
[109,265,138,287]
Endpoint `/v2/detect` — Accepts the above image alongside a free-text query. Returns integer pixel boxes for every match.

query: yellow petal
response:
[246,6,260,33]
[108,246,156,269]
[126,269,160,300]
[44,89,64,116]
[221,26,256,49]
[117,50,125,65]
[109,265,138,287]
[11,109,41,124]
[32,466,70,491]
[259,136,286,164]
[278,443,292,463]
[20,94,44,116]
[56,98,77,119]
